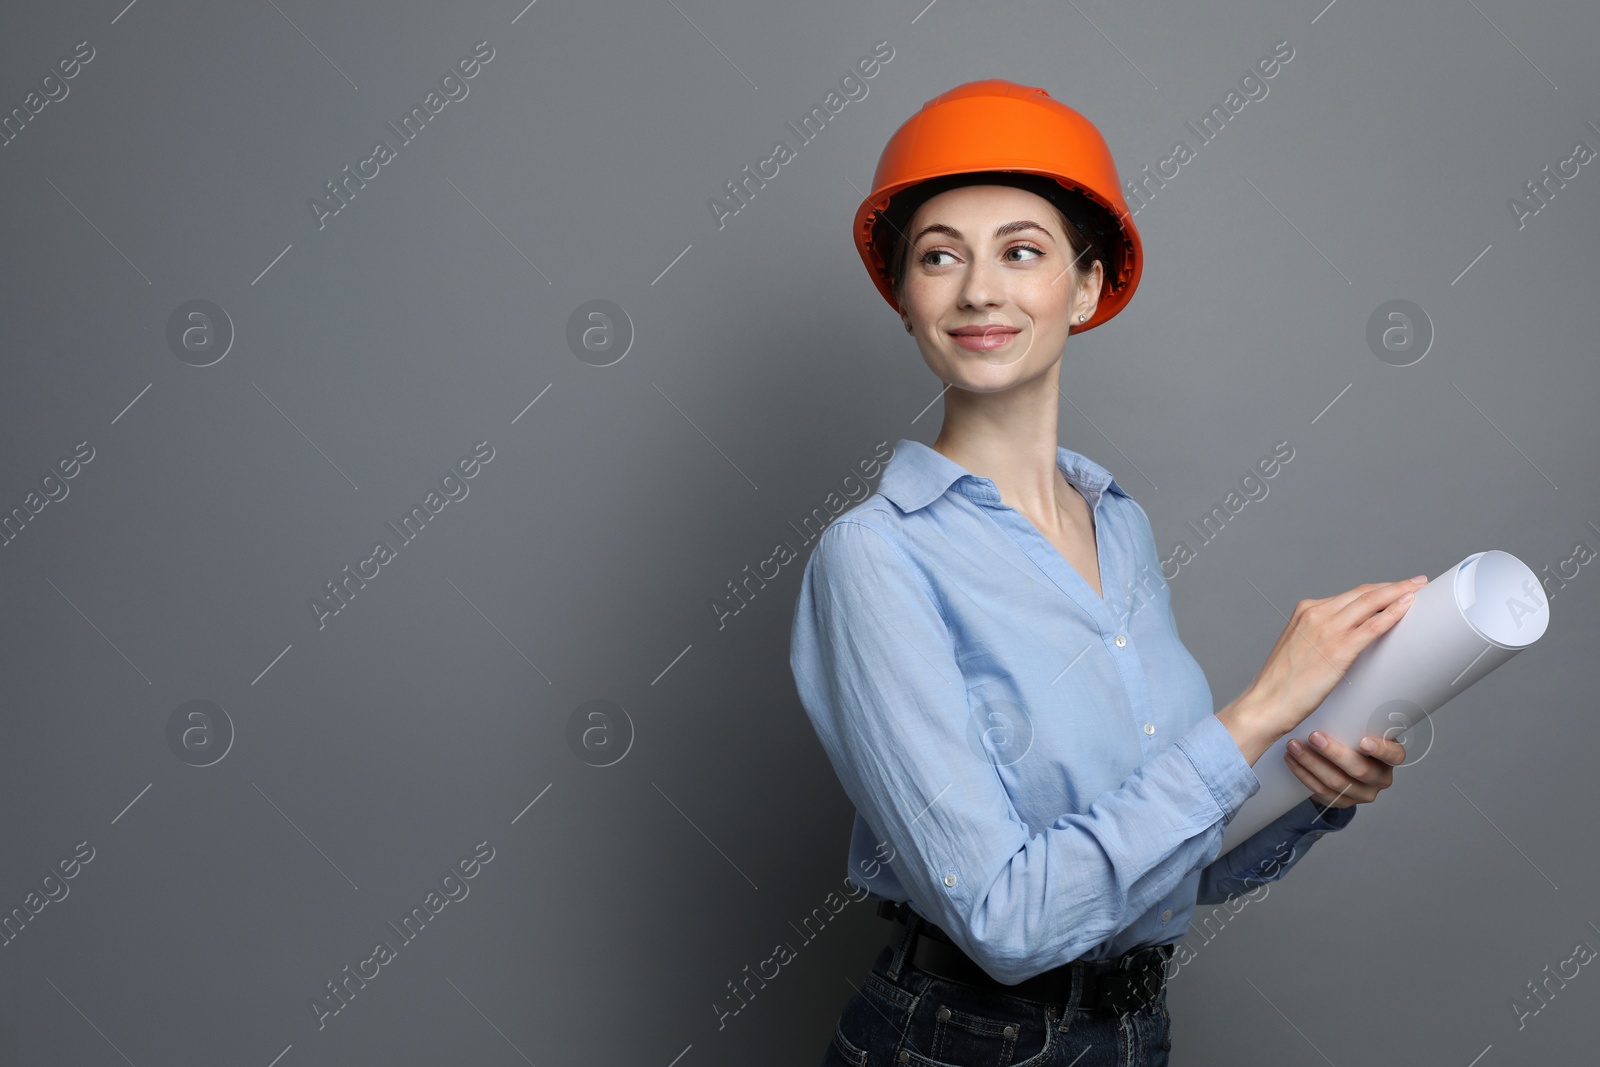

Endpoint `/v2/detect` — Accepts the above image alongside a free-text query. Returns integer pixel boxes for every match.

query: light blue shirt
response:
[789,438,1354,984]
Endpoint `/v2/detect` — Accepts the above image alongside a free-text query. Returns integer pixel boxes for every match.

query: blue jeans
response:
[821,921,1173,1067]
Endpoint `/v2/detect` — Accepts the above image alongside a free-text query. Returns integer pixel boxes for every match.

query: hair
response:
[873,171,1112,311]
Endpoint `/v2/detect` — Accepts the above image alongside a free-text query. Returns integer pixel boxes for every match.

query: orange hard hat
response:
[852,79,1142,334]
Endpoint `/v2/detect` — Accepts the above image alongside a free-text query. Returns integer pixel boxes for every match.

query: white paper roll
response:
[1218,550,1550,858]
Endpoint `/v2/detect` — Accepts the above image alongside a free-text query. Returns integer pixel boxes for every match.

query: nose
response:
[957,256,1003,309]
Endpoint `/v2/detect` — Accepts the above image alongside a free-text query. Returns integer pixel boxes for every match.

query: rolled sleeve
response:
[1173,711,1261,824]
[1195,796,1357,904]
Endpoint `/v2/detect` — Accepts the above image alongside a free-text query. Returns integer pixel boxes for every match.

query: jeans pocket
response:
[833,971,913,1061]
[828,1022,869,1067]
[908,979,1053,1066]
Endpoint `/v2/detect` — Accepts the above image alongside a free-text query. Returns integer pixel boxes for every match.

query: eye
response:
[1005,244,1045,262]
[917,248,957,267]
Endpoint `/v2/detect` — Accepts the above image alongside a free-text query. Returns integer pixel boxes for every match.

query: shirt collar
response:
[878,438,1129,514]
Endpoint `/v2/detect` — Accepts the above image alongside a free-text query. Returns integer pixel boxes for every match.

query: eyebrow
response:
[908,220,1055,246]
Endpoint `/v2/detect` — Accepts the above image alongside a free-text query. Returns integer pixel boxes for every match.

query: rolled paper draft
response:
[1218,550,1550,859]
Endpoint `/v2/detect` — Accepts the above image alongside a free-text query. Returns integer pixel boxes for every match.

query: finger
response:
[1325,575,1427,624]
[1284,738,1346,796]
[1285,751,1361,809]
[1357,734,1408,767]
[1292,731,1383,784]
[1282,750,1342,808]
[1288,736,1391,805]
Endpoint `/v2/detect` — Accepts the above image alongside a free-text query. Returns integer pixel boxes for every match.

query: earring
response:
[1078,313,1088,323]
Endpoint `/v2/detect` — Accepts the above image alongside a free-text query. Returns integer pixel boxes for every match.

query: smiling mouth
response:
[948,327,1021,351]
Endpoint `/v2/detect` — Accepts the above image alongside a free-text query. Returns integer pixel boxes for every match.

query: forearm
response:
[876,713,1260,984]
[1214,686,1286,766]
[1195,796,1357,904]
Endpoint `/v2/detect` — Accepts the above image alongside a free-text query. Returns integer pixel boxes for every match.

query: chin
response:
[938,364,1029,391]
[945,343,1036,372]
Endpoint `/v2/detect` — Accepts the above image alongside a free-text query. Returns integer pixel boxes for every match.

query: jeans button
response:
[936,1006,951,1021]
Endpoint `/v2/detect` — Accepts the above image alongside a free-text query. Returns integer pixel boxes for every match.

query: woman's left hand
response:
[1284,731,1407,809]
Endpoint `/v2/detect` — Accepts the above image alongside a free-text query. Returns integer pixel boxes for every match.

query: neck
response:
[931,360,1077,527]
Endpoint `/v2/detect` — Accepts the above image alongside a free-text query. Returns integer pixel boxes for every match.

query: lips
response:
[948,325,1021,351]
[948,325,1020,336]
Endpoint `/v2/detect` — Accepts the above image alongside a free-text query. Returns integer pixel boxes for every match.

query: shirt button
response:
[944,872,958,887]
[1114,634,1127,648]
[1144,723,1155,735]
[1160,908,1172,922]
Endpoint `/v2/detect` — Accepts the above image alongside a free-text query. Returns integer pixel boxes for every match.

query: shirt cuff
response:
[1310,797,1357,829]
[1174,713,1262,825]
[1272,796,1357,844]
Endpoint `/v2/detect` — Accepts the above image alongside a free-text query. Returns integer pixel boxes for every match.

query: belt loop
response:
[1056,958,1086,1031]
[886,904,919,982]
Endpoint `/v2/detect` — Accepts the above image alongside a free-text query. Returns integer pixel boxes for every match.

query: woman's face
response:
[897,184,1103,388]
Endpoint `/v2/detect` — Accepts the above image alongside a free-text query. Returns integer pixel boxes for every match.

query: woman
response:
[789,80,1422,1066]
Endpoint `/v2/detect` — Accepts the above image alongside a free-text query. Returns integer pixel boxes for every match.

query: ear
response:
[1074,259,1105,325]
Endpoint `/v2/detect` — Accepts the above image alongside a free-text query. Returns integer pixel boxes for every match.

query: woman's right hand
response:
[1230,575,1428,748]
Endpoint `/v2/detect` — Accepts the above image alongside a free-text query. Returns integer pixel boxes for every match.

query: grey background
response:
[2,0,1596,1064]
